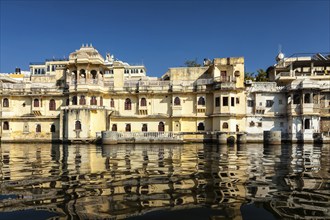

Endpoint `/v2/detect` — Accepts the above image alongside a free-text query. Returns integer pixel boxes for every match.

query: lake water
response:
[0,143,329,220]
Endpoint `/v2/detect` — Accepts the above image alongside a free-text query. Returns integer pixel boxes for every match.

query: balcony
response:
[287,104,302,115]
[197,105,206,113]
[301,103,320,114]
[213,76,236,83]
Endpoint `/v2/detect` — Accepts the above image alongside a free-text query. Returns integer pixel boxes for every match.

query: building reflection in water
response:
[0,143,329,219]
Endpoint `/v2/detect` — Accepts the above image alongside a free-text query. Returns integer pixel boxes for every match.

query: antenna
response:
[278,44,282,53]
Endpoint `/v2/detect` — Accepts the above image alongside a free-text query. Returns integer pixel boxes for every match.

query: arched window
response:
[174,97,181,106]
[72,96,77,105]
[79,95,86,105]
[198,97,205,106]
[142,124,148,132]
[79,69,86,79]
[140,98,147,106]
[3,98,9,107]
[3,121,9,130]
[304,93,311,103]
[91,70,97,79]
[197,122,205,131]
[305,119,311,129]
[34,99,39,107]
[158,122,165,132]
[66,98,70,106]
[222,122,229,129]
[110,98,115,108]
[90,96,97,105]
[75,121,81,130]
[125,98,132,110]
[111,124,117,131]
[125,124,131,132]
[100,97,103,106]
[50,124,56,133]
[36,124,41,133]
[49,99,56,110]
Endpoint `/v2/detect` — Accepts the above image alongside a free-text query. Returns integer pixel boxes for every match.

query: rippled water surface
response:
[0,143,329,220]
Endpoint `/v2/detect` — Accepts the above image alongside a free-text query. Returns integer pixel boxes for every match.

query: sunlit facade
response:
[0,46,329,143]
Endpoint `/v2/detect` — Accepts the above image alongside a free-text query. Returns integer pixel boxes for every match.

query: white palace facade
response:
[0,45,329,144]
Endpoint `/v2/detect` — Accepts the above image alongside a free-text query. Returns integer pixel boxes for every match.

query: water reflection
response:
[0,143,329,219]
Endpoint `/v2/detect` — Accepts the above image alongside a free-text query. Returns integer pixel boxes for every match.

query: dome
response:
[69,44,104,64]
[276,52,285,62]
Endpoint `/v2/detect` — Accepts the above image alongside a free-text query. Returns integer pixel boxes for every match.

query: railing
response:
[102,131,183,141]
[194,78,213,85]
[276,72,290,80]
[214,76,236,83]
[138,81,171,87]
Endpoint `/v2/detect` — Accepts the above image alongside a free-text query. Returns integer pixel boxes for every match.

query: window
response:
[174,97,181,106]
[66,98,69,106]
[236,98,240,104]
[100,97,103,106]
[222,122,229,129]
[215,97,220,107]
[112,124,117,131]
[125,124,131,132]
[304,93,311,103]
[221,71,227,81]
[279,99,283,105]
[259,102,262,106]
[293,94,300,104]
[140,98,147,106]
[3,98,9,107]
[158,122,165,132]
[79,95,86,105]
[50,124,56,133]
[72,96,77,105]
[280,122,284,127]
[305,119,310,129]
[110,98,115,108]
[90,96,97,105]
[75,121,81,130]
[49,99,56,110]
[142,124,148,132]
[198,97,205,106]
[34,99,39,107]
[249,121,255,127]
[3,121,9,130]
[223,97,228,106]
[248,100,254,107]
[257,122,262,127]
[36,124,41,133]
[231,97,235,107]
[197,122,205,131]
[266,100,273,107]
[125,98,132,110]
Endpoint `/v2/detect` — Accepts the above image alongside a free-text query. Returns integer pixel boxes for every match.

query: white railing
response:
[138,81,170,86]
[102,131,183,141]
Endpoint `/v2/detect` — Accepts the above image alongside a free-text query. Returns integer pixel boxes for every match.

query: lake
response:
[0,143,329,220]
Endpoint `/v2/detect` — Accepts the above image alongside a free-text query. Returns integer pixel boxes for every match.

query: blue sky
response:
[1,0,329,77]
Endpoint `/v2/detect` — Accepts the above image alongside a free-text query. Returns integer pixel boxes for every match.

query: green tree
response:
[255,69,268,82]
[184,58,201,67]
[244,72,255,81]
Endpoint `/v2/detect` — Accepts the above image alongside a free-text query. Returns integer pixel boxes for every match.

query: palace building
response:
[0,45,329,144]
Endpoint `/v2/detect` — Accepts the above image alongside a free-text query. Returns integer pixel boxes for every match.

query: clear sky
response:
[1,0,329,77]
